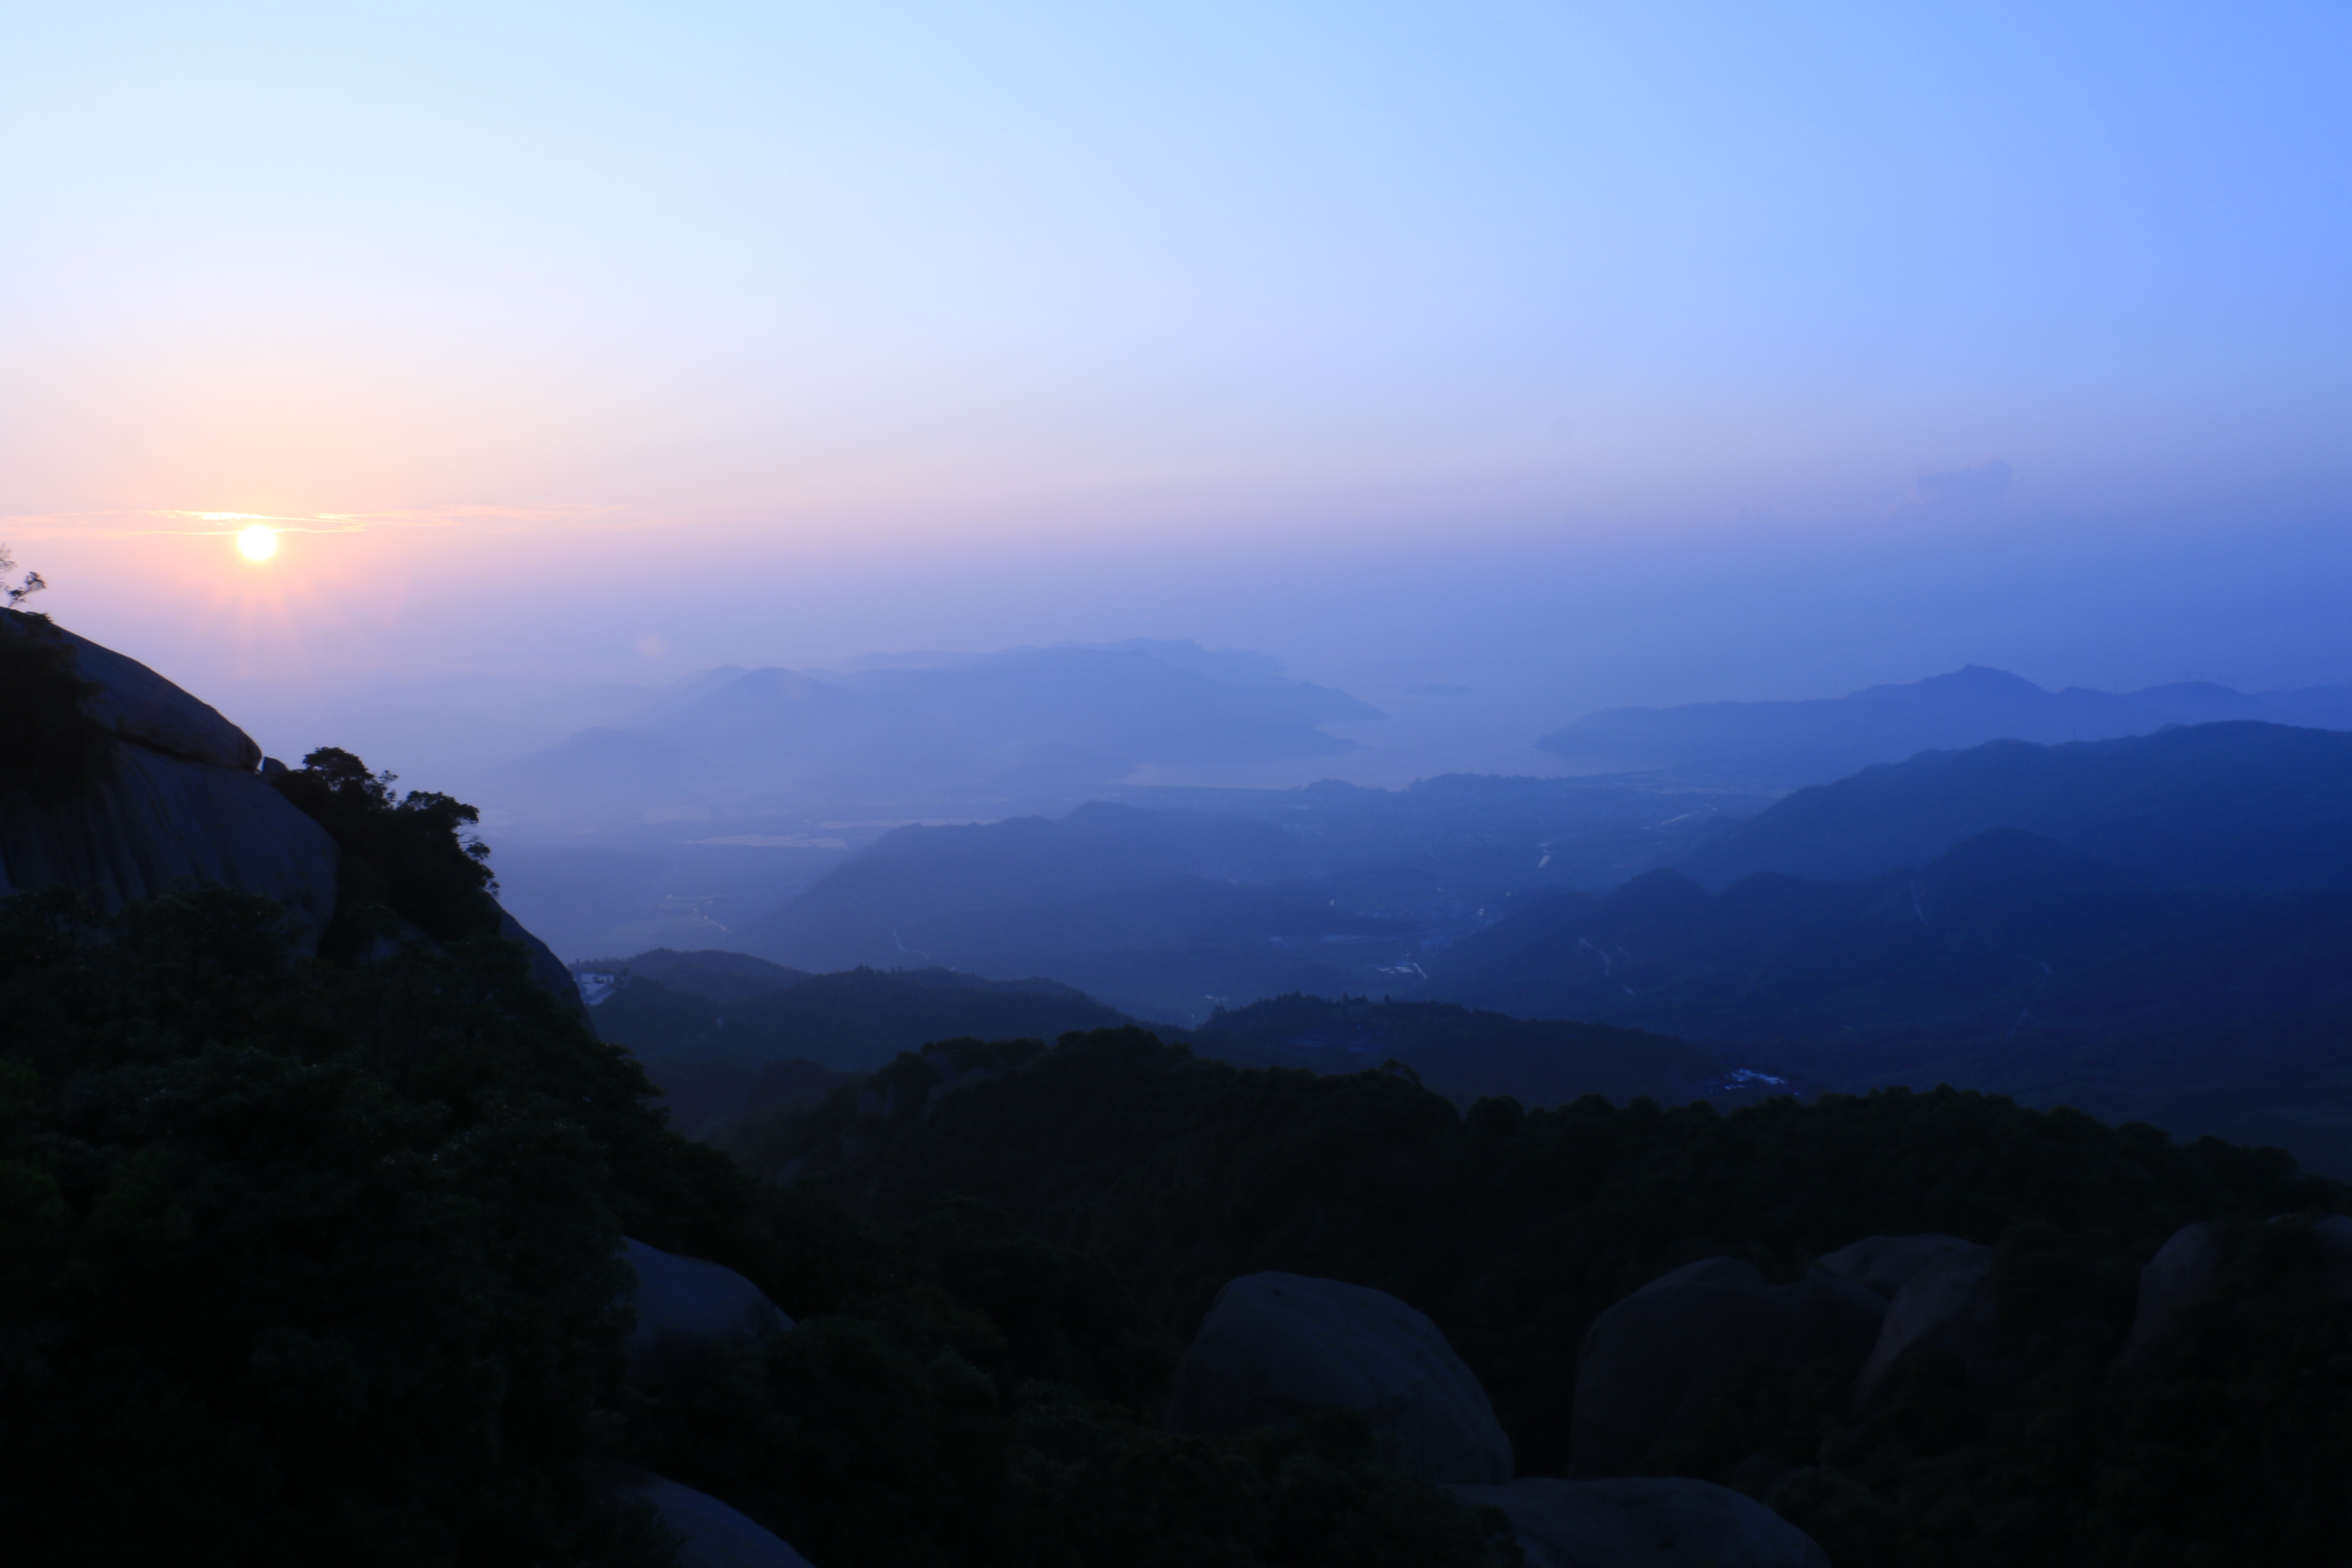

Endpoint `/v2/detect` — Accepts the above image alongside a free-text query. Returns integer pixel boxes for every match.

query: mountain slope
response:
[1677,720,2352,891]
[1430,826,2352,1044]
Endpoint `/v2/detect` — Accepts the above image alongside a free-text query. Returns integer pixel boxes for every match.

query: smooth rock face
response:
[55,625,263,772]
[497,905,586,1011]
[0,742,341,947]
[1451,1477,1831,1568]
[1165,1271,1513,1484]
[2115,1222,2223,1369]
[2115,1217,2352,1373]
[1850,1244,2006,1418]
[1818,1233,1977,1299]
[1571,1257,1885,1478]
[612,1470,816,1568]
[2311,1215,2352,1300]
[623,1237,793,1388]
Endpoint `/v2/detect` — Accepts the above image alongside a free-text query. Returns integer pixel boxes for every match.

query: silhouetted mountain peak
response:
[1892,665,2046,699]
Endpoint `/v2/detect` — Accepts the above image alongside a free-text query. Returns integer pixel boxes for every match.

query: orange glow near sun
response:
[236,525,279,561]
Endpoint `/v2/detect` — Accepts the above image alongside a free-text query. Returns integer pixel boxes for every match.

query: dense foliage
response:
[585,958,1142,1138]
[267,747,505,957]
[1191,991,1795,1110]
[735,1027,2352,1566]
[0,608,113,805]
[591,960,1134,1078]
[0,885,683,1564]
[0,889,1515,1567]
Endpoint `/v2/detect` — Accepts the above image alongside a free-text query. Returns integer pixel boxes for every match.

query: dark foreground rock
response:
[608,1467,817,1568]
[622,1237,793,1389]
[1850,1243,2011,1418]
[55,624,262,771]
[0,738,341,944]
[2115,1222,2223,1369]
[1165,1271,1513,1484]
[1451,1477,1831,1568]
[1571,1257,1884,1476]
[1816,1232,1975,1299]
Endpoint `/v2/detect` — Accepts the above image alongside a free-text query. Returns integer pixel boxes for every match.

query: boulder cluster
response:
[616,1239,813,1566]
[1147,1216,2352,1568]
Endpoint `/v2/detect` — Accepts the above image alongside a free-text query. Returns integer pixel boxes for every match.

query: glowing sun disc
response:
[237,525,279,561]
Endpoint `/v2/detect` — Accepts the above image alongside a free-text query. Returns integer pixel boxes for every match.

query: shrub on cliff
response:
[267,746,504,956]
[0,550,113,805]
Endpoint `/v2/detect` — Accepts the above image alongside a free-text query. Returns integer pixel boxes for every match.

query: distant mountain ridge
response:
[1538,663,2352,782]
[499,640,1382,830]
[1426,825,2352,1043]
[1677,720,2352,891]
[1413,720,2352,1176]
[729,776,1765,1024]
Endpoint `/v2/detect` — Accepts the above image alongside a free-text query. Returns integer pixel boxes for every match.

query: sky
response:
[4,0,2349,762]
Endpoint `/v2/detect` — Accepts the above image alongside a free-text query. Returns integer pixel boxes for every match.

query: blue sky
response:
[3,1,2346,739]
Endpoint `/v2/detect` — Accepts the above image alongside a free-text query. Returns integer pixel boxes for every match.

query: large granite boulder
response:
[2116,1216,2352,1370]
[2114,1222,2223,1369]
[623,1237,793,1388]
[2,619,337,943]
[1451,1477,1830,1568]
[1850,1243,2012,1419]
[4,624,580,993]
[608,1467,816,1568]
[2311,1215,2352,1298]
[1571,1258,1885,1478]
[52,625,263,771]
[1165,1272,1513,1484]
[1818,1233,1976,1299]
[0,741,341,945]
[498,905,586,1011]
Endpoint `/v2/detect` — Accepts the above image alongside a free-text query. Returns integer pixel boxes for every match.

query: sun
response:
[236,525,279,562]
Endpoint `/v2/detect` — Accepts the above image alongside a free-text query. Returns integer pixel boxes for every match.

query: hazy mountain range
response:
[498,639,1381,828]
[1678,720,2352,890]
[725,776,1769,1023]
[640,714,2352,1176]
[1538,663,2352,782]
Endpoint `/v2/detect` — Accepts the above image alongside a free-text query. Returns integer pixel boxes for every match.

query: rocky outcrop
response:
[1850,1243,2012,1418]
[2117,1216,2352,1370]
[4,626,579,998]
[0,737,340,945]
[1571,1258,1885,1477]
[53,626,263,771]
[2114,1222,2222,1369]
[1818,1233,1976,1299]
[1165,1272,1513,1484]
[2,622,334,941]
[606,1467,816,1568]
[1451,1477,1830,1568]
[622,1237,793,1388]
[499,906,586,1011]
[2315,1215,2352,1296]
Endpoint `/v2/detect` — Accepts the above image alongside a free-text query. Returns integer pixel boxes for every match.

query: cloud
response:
[1915,459,2015,507]
[0,502,642,542]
